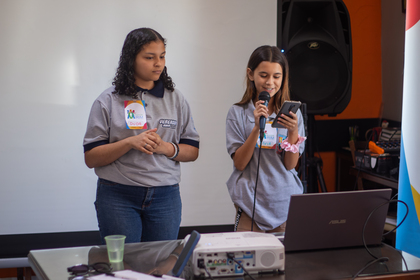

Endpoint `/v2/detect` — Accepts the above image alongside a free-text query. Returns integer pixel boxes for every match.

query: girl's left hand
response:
[276,111,298,133]
[145,131,175,157]
[144,131,162,153]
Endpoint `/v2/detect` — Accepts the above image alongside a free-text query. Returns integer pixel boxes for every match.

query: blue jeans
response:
[95,178,182,244]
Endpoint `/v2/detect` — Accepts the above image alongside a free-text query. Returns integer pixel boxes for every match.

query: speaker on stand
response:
[278,0,352,193]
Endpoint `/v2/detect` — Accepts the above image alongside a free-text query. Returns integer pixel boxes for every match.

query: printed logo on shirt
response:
[125,100,147,129]
[159,119,177,129]
[256,121,276,149]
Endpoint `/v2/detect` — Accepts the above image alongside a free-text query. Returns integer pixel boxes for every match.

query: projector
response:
[191,232,284,277]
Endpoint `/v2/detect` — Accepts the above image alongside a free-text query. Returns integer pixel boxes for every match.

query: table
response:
[349,167,398,189]
[28,240,181,280]
[0,258,31,280]
[28,240,420,280]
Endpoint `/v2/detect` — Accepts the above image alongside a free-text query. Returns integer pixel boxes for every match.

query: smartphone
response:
[171,230,201,277]
[271,101,301,128]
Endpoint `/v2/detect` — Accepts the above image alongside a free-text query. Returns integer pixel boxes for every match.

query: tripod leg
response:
[316,160,327,192]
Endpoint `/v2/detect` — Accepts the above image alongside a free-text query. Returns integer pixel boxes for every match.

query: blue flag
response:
[396,0,420,257]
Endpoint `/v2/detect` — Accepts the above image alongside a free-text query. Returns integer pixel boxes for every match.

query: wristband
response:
[168,142,177,158]
[168,142,179,160]
[280,135,306,153]
[169,252,179,259]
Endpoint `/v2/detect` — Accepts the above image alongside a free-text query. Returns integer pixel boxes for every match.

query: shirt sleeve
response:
[226,105,247,157]
[83,99,110,152]
[179,97,200,148]
[296,108,306,155]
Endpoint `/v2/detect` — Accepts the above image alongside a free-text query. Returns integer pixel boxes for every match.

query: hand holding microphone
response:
[257,91,271,141]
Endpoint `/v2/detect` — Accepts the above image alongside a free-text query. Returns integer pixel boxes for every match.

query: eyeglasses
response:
[67,262,113,276]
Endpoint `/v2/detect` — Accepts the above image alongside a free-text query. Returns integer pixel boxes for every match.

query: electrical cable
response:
[383,207,409,273]
[382,129,399,141]
[202,266,214,280]
[350,186,410,279]
[251,134,263,232]
[364,128,373,142]
[197,259,214,280]
[393,246,409,272]
[350,257,389,280]
[250,91,270,230]
[228,254,257,280]
[362,198,409,260]
[382,194,408,237]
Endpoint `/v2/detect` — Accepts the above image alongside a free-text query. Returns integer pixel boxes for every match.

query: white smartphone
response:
[271,100,301,128]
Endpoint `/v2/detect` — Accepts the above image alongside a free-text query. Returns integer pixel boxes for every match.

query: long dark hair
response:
[112,28,174,97]
[236,45,290,113]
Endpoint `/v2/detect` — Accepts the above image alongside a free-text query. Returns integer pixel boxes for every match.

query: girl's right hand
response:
[84,128,160,168]
[254,100,269,129]
[129,128,160,155]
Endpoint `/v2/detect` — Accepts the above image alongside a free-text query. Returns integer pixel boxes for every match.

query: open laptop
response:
[283,188,392,252]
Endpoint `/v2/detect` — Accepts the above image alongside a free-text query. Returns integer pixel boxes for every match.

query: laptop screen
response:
[283,189,392,252]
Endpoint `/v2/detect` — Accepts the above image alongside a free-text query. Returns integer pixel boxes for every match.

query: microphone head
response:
[258,91,271,102]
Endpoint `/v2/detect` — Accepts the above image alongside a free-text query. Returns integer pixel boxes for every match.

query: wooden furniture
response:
[349,167,398,189]
[0,258,32,280]
[349,140,364,189]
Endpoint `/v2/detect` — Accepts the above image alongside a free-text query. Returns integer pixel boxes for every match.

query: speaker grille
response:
[287,41,349,113]
[280,0,352,115]
[260,251,276,268]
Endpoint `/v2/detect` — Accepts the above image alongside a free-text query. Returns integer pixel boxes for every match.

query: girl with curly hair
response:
[83,28,200,243]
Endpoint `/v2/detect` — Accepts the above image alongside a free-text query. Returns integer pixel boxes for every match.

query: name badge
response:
[125,100,147,129]
[256,121,277,149]
[277,130,287,153]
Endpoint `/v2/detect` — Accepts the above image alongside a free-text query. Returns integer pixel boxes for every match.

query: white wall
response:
[0,0,277,235]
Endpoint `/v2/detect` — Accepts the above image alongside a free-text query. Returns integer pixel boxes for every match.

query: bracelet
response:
[280,135,306,153]
[168,142,177,158]
[169,252,179,259]
[168,142,179,160]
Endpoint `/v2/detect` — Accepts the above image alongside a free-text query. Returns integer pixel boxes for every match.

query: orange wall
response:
[317,0,382,191]
[317,0,382,121]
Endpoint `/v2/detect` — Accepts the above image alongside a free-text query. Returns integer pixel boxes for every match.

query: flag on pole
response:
[396,0,420,257]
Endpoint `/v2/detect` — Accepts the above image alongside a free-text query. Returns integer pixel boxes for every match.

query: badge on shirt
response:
[125,100,147,129]
[277,130,288,153]
[256,121,277,149]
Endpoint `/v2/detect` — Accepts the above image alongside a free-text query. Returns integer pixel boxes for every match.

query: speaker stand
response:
[306,156,327,193]
[305,115,327,193]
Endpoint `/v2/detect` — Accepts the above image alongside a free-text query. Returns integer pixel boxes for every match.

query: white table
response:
[28,246,95,280]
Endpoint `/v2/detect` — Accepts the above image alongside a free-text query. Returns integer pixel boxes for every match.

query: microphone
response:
[258,91,271,140]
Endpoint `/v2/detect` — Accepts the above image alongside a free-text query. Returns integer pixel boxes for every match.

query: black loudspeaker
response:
[279,0,352,116]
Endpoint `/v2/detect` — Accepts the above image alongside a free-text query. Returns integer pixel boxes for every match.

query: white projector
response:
[191,232,285,277]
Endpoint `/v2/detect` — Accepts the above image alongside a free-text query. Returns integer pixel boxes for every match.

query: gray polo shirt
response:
[83,83,199,187]
[226,101,305,231]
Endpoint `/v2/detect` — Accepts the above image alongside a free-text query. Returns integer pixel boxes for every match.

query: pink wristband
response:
[280,135,306,153]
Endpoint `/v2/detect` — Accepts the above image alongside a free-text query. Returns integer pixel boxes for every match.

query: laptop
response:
[283,188,392,252]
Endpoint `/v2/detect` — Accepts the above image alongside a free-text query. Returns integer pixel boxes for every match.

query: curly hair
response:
[112,28,175,97]
[235,45,290,114]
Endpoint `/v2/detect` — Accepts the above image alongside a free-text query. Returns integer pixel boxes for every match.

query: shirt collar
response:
[136,80,164,98]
